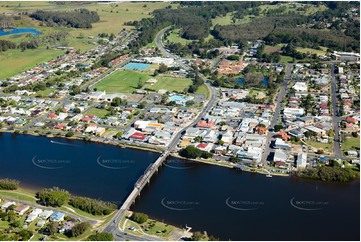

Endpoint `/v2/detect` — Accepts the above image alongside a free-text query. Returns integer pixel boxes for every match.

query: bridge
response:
[102,26,218,237]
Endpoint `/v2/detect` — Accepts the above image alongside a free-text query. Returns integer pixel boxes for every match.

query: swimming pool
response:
[0,28,42,37]
[123,63,150,71]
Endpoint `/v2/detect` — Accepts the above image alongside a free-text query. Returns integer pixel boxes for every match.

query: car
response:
[129,227,136,231]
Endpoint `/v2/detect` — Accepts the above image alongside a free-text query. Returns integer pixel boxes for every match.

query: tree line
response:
[69,195,117,216]
[30,9,99,28]
[292,162,359,182]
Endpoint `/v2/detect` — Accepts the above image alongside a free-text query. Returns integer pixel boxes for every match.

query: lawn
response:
[249,88,266,99]
[0,48,64,80]
[86,107,109,118]
[144,75,193,93]
[94,70,151,93]
[341,137,360,153]
[296,46,328,56]
[165,28,192,45]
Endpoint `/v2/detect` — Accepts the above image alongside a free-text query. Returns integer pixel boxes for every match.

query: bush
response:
[0,179,20,190]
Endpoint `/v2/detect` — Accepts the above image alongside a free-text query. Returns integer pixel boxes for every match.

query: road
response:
[330,64,342,158]
[102,26,218,240]
[261,64,293,166]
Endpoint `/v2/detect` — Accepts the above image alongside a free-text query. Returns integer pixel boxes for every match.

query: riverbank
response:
[0,129,163,154]
[170,153,290,177]
[1,129,290,177]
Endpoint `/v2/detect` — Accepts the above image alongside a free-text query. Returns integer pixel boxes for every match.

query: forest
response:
[30,9,100,28]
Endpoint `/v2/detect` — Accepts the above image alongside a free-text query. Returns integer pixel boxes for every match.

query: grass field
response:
[94,70,149,93]
[195,84,209,98]
[341,137,360,153]
[296,46,328,56]
[86,107,109,118]
[165,29,192,45]
[0,48,64,80]
[143,75,193,93]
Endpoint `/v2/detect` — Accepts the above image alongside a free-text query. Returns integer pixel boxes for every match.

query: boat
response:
[266,173,272,178]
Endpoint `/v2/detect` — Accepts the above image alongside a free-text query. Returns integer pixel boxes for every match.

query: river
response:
[0,133,359,240]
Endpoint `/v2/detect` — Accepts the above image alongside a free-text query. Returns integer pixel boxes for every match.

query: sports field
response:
[94,70,194,94]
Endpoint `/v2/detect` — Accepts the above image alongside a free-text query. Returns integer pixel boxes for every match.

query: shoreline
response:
[1,129,289,177]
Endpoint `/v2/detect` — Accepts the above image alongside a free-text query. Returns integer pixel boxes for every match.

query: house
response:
[346,116,358,124]
[195,143,214,152]
[1,201,16,210]
[254,126,267,135]
[296,153,307,169]
[196,119,216,129]
[278,132,290,141]
[26,208,43,223]
[292,82,308,92]
[39,210,54,219]
[221,130,234,145]
[36,220,46,227]
[214,145,227,155]
[305,126,326,137]
[15,205,30,215]
[347,151,358,157]
[50,211,65,222]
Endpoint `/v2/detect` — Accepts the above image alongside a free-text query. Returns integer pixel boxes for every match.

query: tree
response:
[186,100,195,106]
[138,101,146,109]
[137,78,143,89]
[67,222,90,238]
[131,212,148,224]
[87,232,114,241]
[18,230,33,240]
[46,222,59,235]
[218,140,224,145]
[111,97,122,107]
[158,64,168,73]
[274,124,284,132]
[66,131,74,137]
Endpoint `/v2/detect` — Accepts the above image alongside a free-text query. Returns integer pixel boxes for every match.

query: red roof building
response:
[130,132,147,141]
[346,116,358,124]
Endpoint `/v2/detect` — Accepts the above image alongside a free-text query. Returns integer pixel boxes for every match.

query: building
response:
[14,205,30,215]
[273,150,288,162]
[292,82,308,92]
[50,211,65,222]
[1,201,16,210]
[296,153,307,169]
[273,138,291,151]
[39,210,54,220]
